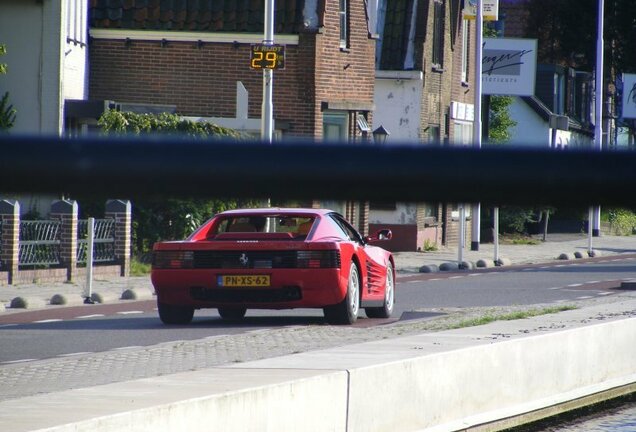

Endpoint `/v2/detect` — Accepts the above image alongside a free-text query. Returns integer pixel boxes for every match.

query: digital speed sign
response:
[250,44,285,70]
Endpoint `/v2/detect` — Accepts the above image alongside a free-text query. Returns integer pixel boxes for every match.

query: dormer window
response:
[340,0,349,49]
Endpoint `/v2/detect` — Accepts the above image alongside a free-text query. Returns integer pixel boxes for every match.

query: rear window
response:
[210,216,315,240]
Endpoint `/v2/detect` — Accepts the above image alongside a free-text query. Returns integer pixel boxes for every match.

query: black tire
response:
[365,263,395,319]
[157,301,194,325]
[324,264,360,325]
[218,307,247,321]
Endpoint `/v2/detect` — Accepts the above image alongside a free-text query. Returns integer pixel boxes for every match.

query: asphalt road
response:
[1,256,635,365]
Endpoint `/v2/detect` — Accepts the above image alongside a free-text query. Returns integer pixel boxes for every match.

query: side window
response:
[331,214,364,244]
[322,215,350,240]
[323,111,349,141]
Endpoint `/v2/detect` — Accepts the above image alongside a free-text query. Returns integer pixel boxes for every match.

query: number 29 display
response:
[250,44,285,70]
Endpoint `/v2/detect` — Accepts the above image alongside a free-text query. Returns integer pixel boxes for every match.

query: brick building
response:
[87,0,377,139]
[85,0,376,233]
[369,0,476,251]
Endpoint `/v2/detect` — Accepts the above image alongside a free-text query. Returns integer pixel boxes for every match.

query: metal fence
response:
[77,219,116,265]
[18,220,61,268]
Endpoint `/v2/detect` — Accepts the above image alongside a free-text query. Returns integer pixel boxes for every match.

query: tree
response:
[524,0,636,140]
[487,95,517,144]
[0,43,16,132]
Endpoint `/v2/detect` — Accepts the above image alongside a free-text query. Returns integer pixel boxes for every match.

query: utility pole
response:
[592,0,604,243]
[470,0,484,251]
[262,0,274,217]
[261,0,275,144]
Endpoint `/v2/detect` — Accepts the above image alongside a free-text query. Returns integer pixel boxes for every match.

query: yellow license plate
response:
[218,275,270,287]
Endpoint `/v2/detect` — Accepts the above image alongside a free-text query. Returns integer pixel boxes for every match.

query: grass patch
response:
[130,258,151,276]
[500,235,540,245]
[421,239,438,252]
[449,305,577,329]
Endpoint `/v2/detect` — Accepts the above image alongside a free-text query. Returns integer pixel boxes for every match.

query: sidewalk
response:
[1,233,636,313]
[393,233,636,273]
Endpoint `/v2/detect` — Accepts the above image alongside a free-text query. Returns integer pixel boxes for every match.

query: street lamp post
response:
[261,0,275,219]
[261,0,275,144]
[470,0,484,252]
[591,0,604,250]
[372,125,390,144]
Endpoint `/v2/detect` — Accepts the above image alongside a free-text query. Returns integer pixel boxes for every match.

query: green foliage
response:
[607,208,636,236]
[97,110,256,255]
[130,258,151,276]
[98,110,242,139]
[0,44,15,132]
[525,0,636,74]
[421,239,438,252]
[488,96,517,144]
[450,305,577,329]
[0,43,7,75]
[132,198,252,254]
[0,92,16,131]
[499,206,537,234]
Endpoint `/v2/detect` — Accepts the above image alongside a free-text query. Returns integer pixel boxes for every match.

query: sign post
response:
[261,0,275,144]
[83,217,95,304]
[591,0,605,251]
[481,36,537,264]
[470,0,484,252]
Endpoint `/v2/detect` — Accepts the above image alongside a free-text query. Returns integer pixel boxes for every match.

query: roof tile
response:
[90,0,307,34]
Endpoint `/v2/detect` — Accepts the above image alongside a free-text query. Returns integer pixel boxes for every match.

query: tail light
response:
[152,251,194,269]
[296,250,341,268]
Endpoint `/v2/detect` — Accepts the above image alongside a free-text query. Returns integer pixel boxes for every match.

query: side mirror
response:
[365,229,393,243]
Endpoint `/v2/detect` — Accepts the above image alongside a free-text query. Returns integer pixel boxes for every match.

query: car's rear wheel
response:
[157,301,194,325]
[365,263,395,319]
[218,307,247,321]
[324,263,360,325]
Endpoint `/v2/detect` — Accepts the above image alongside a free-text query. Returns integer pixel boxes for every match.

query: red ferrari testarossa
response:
[151,208,395,325]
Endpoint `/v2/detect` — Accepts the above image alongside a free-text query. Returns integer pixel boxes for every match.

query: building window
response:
[66,0,87,46]
[461,19,469,84]
[432,0,444,68]
[453,121,473,145]
[427,125,441,144]
[339,0,349,49]
[323,111,349,141]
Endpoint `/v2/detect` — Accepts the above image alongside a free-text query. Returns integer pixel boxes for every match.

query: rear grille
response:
[193,250,340,269]
[190,286,302,303]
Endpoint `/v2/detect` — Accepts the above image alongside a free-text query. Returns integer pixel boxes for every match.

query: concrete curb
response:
[89,291,122,304]
[558,252,576,260]
[439,262,459,271]
[476,259,494,268]
[419,264,439,273]
[49,294,86,306]
[121,287,155,301]
[9,296,47,310]
[496,257,512,266]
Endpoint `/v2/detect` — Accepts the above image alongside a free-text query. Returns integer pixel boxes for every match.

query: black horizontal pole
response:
[1,135,634,207]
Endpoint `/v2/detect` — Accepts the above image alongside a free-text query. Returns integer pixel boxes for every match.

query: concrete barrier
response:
[0,369,349,432]
[1,308,635,432]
